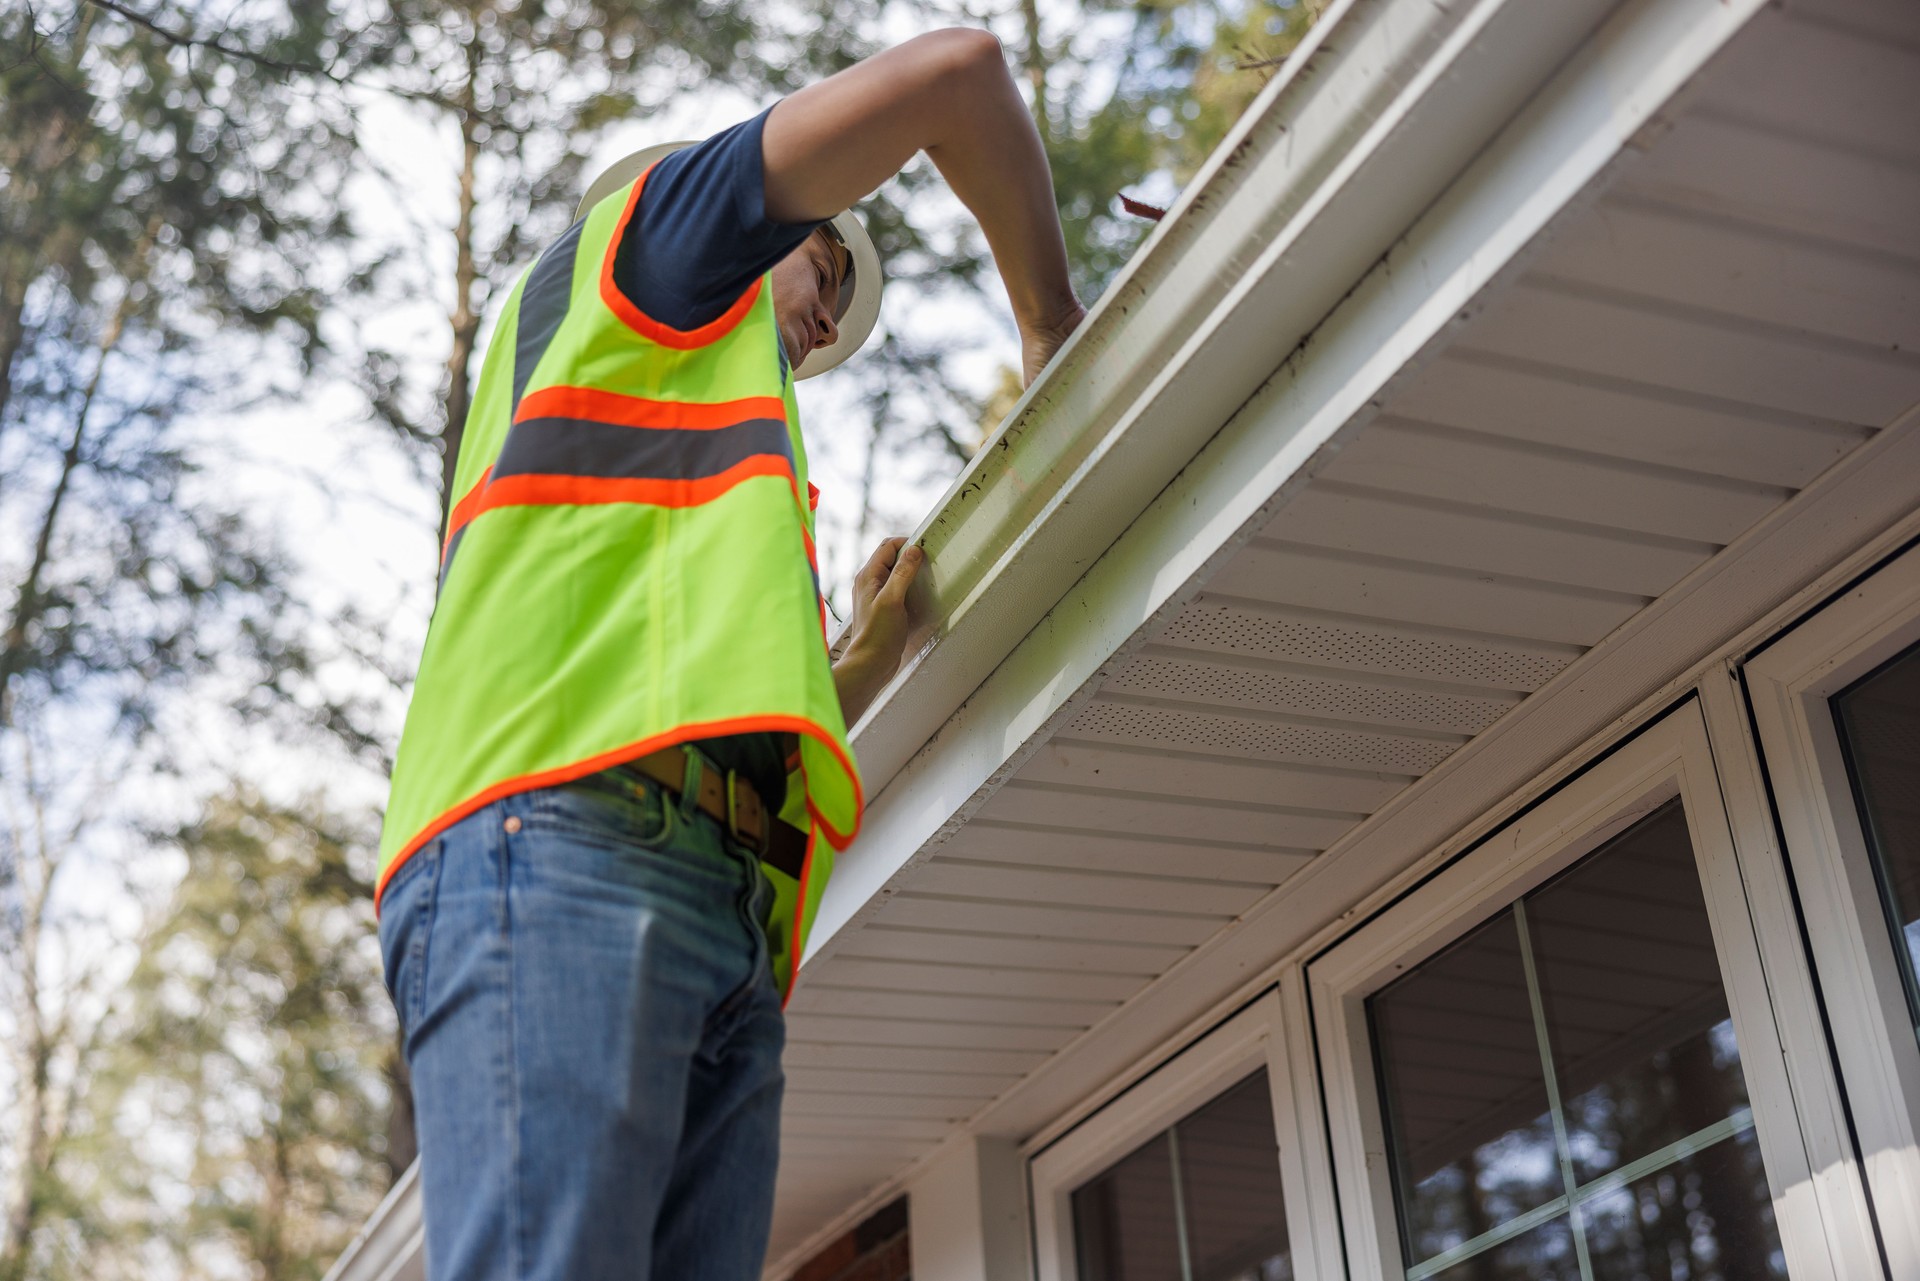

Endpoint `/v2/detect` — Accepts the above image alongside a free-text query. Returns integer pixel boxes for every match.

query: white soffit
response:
[768,0,1920,1269]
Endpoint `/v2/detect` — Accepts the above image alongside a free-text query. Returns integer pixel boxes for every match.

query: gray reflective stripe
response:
[512,220,585,414]
[492,415,793,484]
[437,525,467,598]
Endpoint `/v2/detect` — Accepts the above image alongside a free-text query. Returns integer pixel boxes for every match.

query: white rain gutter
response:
[811,0,1662,958]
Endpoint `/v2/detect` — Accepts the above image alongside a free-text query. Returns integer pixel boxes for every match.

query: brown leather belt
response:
[625,747,808,881]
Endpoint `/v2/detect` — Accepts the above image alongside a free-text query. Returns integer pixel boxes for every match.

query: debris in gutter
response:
[1119,193,1168,221]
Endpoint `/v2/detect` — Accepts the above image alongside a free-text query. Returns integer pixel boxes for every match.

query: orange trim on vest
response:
[375,713,864,908]
[443,465,493,558]
[462,455,795,526]
[784,821,821,1005]
[516,384,788,431]
[599,163,765,350]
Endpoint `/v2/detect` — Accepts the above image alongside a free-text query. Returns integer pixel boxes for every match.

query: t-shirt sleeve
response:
[609,108,823,332]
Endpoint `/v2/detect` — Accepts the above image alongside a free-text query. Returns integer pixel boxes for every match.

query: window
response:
[1029,990,1339,1281]
[1832,640,1920,1047]
[1072,1070,1293,1281]
[1744,541,1920,1275]
[1313,706,1849,1281]
[1369,801,1781,1280]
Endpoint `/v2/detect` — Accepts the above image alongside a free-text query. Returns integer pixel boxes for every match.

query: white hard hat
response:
[578,141,883,380]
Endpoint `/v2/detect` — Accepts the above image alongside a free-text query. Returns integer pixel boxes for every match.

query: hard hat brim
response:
[578,142,883,381]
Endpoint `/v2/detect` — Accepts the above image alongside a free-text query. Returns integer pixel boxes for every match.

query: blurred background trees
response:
[0,0,1321,1274]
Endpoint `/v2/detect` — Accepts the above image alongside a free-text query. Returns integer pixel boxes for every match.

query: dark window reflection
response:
[1528,804,1751,1185]
[1180,1073,1293,1281]
[1368,800,1785,1279]
[1834,639,1920,1046]
[1071,1069,1292,1281]
[1370,914,1562,1261]
[1425,1217,1582,1281]
[1074,1132,1183,1281]
[1578,1127,1785,1281]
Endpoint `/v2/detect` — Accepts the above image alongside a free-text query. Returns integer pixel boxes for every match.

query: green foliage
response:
[45,795,392,1281]
[1036,0,1326,301]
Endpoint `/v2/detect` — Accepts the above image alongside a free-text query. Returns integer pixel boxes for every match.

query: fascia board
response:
[805,0,1771,970]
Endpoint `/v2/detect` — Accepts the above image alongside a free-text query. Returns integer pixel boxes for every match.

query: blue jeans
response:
[379,754,786,1281]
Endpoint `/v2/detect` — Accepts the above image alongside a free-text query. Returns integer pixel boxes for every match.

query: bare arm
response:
[762,30,1084,385]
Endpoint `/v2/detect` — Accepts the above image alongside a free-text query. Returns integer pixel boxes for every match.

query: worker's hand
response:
[1021,297,1087,387]
[833,536,925,726]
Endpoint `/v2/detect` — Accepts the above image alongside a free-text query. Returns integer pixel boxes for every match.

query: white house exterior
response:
[327,0,1920,1275]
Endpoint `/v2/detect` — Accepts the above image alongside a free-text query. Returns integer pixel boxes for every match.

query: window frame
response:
[1027,980,1341,1281]
[1743,540,1920,1276]
[1308,703,1842,1281]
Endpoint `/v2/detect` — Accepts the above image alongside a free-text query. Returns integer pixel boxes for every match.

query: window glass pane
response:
[1423,1217,1583,1281]
[1369,796,1787,1279]
[1073,1132,1184,1281]
[1833,639,1920,1044]
[1178,1071,1293,1281]
[1069,1069,1292,1281]
[1577,1126,1787,1281]
[1370,913,1562,1265]
[1527,803,1752,1185]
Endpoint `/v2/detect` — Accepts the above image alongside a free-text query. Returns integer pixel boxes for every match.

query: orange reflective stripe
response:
[443,465,493,558]
[599,164,764,350]
[463,456,795,521]
[516,384,787,431]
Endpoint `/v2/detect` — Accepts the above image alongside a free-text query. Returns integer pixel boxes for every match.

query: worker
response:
[373,29,1083,1281]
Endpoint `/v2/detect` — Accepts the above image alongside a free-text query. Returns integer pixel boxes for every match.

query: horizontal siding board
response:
[943,820,1317,887]
[1321,422,1785,546]
[974,782,1357,851]
[782,1068,1019,1098]
[1467,279,1920,426]
[782,1092,985,1122]
[1105,648,1520,734]
[1793,0,1920,45]
[782,1116,953,1142]
[911,859,1274,916]
[786,986,1111,1029]
[778,1041,1050,1077]
[1618,113,1920,290]
[1542,199,1920,353]
[783,1015,1078,1053]
[1211,541,1644,646]
[831,924,1188,974]
[1389,353,1869,489]
[874,894,1226,947]
[1263,483,1709,596]
[811,956,1149,1003]
[1016,741,1410,814]
[1696,12,1920,167]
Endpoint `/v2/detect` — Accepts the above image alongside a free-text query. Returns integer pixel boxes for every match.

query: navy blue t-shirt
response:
[612,109,822,335]
[607,108,820,812]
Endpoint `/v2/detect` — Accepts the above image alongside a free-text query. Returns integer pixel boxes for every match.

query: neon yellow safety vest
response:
[379,165,862,998]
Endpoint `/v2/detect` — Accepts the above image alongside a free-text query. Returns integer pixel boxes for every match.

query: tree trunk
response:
[0,285,134,728]
[438,42,484,539]
[0,784,56,1281]
[1020,0,1052,145]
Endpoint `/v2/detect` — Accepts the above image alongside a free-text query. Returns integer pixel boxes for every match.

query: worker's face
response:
[770,229,848,374]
